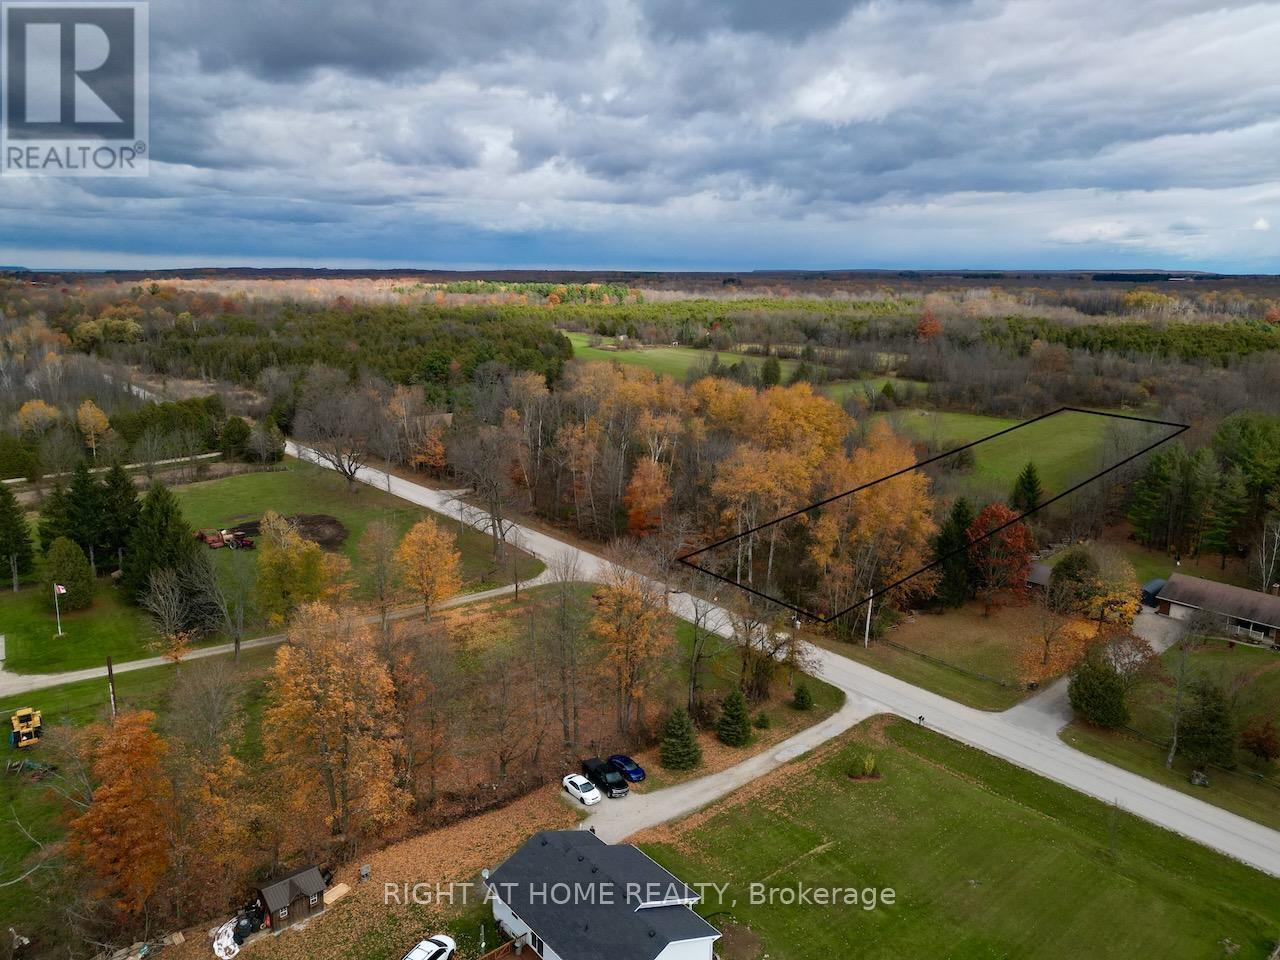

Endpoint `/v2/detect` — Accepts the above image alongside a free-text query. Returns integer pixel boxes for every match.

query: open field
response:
[811,601,1092,711]
[564,331,804,380]
[1062,638,1280,832]
[820,377,926,403]
[873,408,1170,498]
[642,717,1280,960]
[174,459,545,598]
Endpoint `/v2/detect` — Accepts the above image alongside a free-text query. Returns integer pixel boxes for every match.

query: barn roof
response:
[258,865,327,913]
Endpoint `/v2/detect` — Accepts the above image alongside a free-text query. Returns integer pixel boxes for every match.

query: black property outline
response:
[677,406,1189,623]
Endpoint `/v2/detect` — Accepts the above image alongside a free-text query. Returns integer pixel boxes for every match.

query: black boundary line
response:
[676,406,1189,623]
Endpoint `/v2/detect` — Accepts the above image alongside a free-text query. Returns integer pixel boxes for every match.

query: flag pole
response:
[53,583,63,637]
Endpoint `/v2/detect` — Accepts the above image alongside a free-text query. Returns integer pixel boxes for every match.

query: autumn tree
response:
[68,710,172,926]
[16,398,60,436]
[293,367,381,491]
[624,458,672,537]
[1240,715,1280,766]
[449,421,518,557]
[76,399,110,461]
[590,564,674,735]
[967,503,1034,614]
[0,483,33,591]
[916,308,942,341]
[395,517,462,620]
[142,567,194,667]
[542,552,590,747]
[265,604,407,844]
[255,511,350,624]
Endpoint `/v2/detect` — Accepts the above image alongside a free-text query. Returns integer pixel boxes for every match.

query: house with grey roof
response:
[485,830,719,960]
[1155,573,1280,643]
[255,864,328,932]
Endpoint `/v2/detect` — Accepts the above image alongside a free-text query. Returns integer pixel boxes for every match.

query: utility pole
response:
[106,656,118,719]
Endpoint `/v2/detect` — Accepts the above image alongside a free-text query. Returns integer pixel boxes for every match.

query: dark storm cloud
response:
[1,0,1277,270]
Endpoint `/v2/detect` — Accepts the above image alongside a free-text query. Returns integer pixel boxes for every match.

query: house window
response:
[309,893,320,907]
[279,906,288,920]
[529,932,545,956]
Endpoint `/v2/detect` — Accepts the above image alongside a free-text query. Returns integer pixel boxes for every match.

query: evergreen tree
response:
[659,707,702,770]
[0,484,34,591]
[716,689,751,747]
[44,536,94,611]
[792,680,815,711]
[122,484,196,601]
[220,416,252,459]
[1050,545,1100,611]
[1010,461,1044,514]
[1202,465,1248,569]
[66,461,107,575]
[933,497,976,608]
[759,355,781,388]
[38,482,74,553]
[1179,679,1236,769]
[1068,646,1128,728]
[100,462,141,570]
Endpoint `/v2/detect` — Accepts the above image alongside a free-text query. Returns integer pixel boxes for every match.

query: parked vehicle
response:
[562,773,602,805]
[608,754,646,782]
[400,935,456,960]
[582,756,629,798]
[9,708,42,749]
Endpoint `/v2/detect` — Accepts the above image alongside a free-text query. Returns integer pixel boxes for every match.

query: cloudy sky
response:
[3,0,1279,271]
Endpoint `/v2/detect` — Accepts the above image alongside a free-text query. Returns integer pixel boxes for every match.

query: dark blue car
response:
[608,754,646,782]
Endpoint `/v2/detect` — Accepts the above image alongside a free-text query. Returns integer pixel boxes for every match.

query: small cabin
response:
[255,865,328,932]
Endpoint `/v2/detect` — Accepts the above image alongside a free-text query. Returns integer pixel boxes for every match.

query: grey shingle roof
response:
[489,831,719,960]
[1157,573,1280,628]
[258,865,327,913]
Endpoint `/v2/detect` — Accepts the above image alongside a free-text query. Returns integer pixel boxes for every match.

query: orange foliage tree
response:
[967,503,1035,614]
[395,517,462,620]
[590,565,674,735]
[625,459,672,537]
[68,710,172,924]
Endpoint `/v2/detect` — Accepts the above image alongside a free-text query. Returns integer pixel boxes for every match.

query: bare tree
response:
[184,549,254,661]
[448,422,516,557]
[294,370,381,492]
[142,567,191,666]
[1254,511,1280,595]
[359,519,400,640]
[168,659,242,759]
[542,552,588,748]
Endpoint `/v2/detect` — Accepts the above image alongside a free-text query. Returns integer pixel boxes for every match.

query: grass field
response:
[1062,638,1280,832]
[820,377,926,403]
[0,579,156,673]
[809,602,1084,711]
[564,332,804,381]
[644,718,1280,960]
[873,408,1170,499]
[1102,537,1256,590]
[175,459,544,598]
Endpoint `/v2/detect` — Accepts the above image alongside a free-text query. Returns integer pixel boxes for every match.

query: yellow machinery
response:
[9,708,42,749]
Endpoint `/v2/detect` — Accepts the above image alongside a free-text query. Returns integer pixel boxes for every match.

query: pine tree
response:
[716,688,751,747]
[760,355,781,388]
[44,536,94,611]
[1178,679,1236,769]
[122,483,196,601]
[0,484,34,591]
[933,497,976,608]
[67,461,107,575]
[1010,461,1044,514]
[1202,465,1247,569]
[659,707,702,770]
[38,482,74,553]
[100,462,140,570]
[792,680,815,711]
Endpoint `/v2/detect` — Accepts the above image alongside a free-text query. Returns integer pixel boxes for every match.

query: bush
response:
[1240,715,1280,766]
[44,536,94,611]
[1068,647,1129,728]
[716,689,751,747]
[753,711,770,730]
[792,680,814,711]
[659,707,702,771]
[862,753,877,777]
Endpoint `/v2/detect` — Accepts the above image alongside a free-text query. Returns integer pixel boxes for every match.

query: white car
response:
[562,773,602,805]
[401,936,456,960]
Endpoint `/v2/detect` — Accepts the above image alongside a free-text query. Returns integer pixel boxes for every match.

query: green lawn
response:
[0,579,154,673]
[874,408,1172,501]
[175,459,544,598]
[1062,638,1280,831]
[1103,538,1256,590]
[644,718,1280,960]
[820,377,925,404]
[564,332,803,381]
